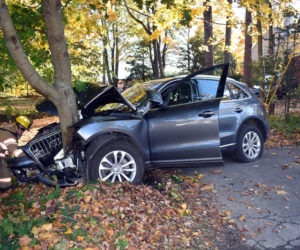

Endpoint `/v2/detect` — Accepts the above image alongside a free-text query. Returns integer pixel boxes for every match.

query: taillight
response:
[262,103,267,111]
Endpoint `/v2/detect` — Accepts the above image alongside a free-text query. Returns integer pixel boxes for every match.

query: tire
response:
[234,125,264,163]
[89,140,144,184]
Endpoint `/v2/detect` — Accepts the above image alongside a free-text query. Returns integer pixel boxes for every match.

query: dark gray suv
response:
[121,74,269,163]
[6,64,269,186]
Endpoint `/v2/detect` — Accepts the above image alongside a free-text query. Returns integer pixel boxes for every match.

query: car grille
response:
[28,130,62,166]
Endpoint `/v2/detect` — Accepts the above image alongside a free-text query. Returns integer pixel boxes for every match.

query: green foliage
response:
[73,79,87,93]
[115,238,128,250]
[126,41,152,81]
[268,114,300,135]
[0,2,52,94]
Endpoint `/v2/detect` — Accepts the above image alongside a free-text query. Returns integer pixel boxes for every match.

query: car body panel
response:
[146,99,222,164]
[76,116,151,162]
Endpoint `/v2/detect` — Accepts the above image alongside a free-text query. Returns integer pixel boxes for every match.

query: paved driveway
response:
[182,146,300,249]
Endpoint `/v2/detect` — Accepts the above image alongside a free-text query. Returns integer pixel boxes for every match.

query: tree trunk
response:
[224,0,232,64]
[203,0,214,67]
[243,8,253,88]
[115,26,120,84]
[267,0,275,114]
[157,39,164,78]
[257,19,265,100]
[187,29,191,72]
[152,40,159,79]
[0,0,79,149]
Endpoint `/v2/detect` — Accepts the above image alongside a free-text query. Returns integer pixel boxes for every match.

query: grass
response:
[268,114,300,136]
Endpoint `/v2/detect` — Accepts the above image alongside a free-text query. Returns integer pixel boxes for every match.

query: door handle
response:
[199,111,214,118]
[235,108,243,113]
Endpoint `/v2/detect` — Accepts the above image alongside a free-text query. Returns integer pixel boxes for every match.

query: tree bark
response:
[203,0,214,67]
[115,29,119,83]
[152,40,159,79]
[243,8,253,88]
[157,39,164,78]
[224,0,232,64]
[0,0,79,149]
[257,19,264,99]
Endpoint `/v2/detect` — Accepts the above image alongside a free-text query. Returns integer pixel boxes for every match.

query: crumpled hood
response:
[36,85,136,116]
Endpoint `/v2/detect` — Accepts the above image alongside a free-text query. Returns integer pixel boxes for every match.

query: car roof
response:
[157,74,247,89]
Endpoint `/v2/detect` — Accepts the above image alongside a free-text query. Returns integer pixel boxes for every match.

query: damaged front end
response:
[6,122,86,187]
[6,85,139,187]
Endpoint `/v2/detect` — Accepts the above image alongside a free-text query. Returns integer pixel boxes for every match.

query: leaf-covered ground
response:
[0,171,247,249]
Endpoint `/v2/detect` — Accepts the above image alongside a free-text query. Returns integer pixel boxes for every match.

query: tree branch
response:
[0,0,56,101]
[123,0,152,35]
[121,4,151,18]
[62,0,72,10]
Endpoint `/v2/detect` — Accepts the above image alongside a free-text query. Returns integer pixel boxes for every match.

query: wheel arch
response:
[85,132,146,180]
[237,117,267,142]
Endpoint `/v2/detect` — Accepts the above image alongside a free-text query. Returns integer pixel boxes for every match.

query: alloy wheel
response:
[99,150,137,183]
[242,131,261,159]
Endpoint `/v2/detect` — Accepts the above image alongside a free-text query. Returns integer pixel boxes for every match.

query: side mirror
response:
[146,89,163,106]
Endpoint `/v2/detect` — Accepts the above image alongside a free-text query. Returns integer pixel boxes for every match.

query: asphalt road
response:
[181,146,300,249]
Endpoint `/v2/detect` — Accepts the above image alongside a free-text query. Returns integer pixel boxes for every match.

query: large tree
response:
[243,7,252,87]
[203,0,214,67]
[0,0,78,148]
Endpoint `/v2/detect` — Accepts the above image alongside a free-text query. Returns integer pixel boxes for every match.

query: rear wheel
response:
[89,140,144,184]
[235,125,264,162]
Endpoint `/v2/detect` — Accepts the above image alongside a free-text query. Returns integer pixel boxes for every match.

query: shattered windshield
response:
[99,80,165,113]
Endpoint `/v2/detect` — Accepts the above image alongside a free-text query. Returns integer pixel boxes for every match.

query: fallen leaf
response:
[228,219,236,224]
[41,223,53,231]
[19,235,31,247]
[210,170,222,174]
[283,197,289,201]
[277,190,288,195]
[182,203,187,210]
[198,174,205,179]
[240,227,249,232]
[256,227,262,234]
[285,176,293,179]
[64,228,72,234]
[77,236,84,242]
[239,214,246,222]
[85,195,92,202]
[228,196,235,202]
[284,206,289,210]
[201,184,213,191]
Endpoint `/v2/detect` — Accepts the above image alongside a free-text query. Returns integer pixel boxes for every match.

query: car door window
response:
[222,84,231,101]
[167,81,198,106]
[227,83,249,100]
[195,79,219,100]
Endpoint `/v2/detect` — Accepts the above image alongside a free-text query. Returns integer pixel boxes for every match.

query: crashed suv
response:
[6,64,268,186]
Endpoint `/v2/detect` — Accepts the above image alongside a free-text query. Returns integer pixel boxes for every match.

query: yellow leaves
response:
[150,30,162,41]
[64,228,72,234]
[198,173,205,179]
[85,195,92,203]
[107,9,117,21]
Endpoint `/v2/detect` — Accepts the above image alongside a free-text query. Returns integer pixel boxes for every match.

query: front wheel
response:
[89,140,144,184]
[235,125,264,163]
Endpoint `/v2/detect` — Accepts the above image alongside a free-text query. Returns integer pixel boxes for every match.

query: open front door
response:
[147,63,229,166]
